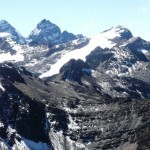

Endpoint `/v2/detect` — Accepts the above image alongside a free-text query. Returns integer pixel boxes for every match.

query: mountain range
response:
[0,19,150,150]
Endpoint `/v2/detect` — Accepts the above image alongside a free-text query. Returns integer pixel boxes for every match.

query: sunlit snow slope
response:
[40,26,126,78]
[0,39,24,63]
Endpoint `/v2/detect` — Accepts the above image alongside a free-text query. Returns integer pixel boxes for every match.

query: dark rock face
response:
[61,31,77,43]
[76,34,84,39]
[66,99,150,150]
[0,64,49,142]
[119,26,133,40]
[0,63,150,150]
[0,38,16,54]
[28,19,84,47]
[28,40,39,47]
[86,45,148,74]
[47,106,69,132]
[0,20,25,44]
[85,46,150,99]
[123,37,150,61]
[59,59,91,84]
[29,19,61,45]
[0,63,25,83]
[44,44,66,57]
[124,37,150,51]
[86,46,114,69]
[45,75,150,150]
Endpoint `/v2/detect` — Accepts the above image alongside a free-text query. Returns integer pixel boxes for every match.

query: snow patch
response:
[68,114,80,130]
[2,126,50,150]
[21,138,50,150]
[0,52,24,63]
[0,32,10,37]
[137,49,149,54]
[0,41,24,63]
[0,122,4,127]
[11,138,50,150]
[0,141,8,150]
[99,81,111,91]
[7,126,16,138]
[32,28,41,36]
[50,130,86,150]
[0,83,5,91]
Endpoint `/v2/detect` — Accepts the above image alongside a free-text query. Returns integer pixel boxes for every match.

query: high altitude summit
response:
[29,19,78,46]
[0,20,25,44]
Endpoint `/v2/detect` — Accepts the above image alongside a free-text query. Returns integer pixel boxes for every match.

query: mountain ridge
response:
[0,20,26,44]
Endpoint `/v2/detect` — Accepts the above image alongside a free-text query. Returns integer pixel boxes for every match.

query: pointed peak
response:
[62,30,69,34]
[0,19,8,24]
[39,19,51,24]
[114,25,126,29]
[0,20,11,26]
[101,25,133,41]
[0,20,14,31]
[103,25,130,32]
[29,19,61,45]
[111,25,131,33]
[0,19,25,44]
[114,25,133,38]
[37,19,54,28]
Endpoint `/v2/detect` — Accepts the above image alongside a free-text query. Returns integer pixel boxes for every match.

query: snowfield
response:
[40,26,122,78]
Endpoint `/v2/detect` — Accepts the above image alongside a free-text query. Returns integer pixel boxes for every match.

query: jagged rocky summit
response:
[0,20,25,44]
[28,19,79,46]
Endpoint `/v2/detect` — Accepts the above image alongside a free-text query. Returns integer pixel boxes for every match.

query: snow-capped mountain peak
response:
[37,19,56,29]
[28,19,80,46]
[101,25,133,42]
[0,19,7,23]
[0,19,25,44]
[110,25,131,33]
[0,20,13,37]
[0,19,10,28]
[29,19,61,45]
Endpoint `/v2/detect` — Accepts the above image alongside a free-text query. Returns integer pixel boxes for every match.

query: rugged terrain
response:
[0,62,150,150]
[0,19,150,150]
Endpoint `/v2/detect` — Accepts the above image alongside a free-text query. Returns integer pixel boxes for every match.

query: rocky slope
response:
[28,19,79,46]
[29,19,62,46]
[0,62,150,150]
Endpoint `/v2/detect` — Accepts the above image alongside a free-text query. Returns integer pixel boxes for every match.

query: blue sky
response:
[0,0,150,41]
